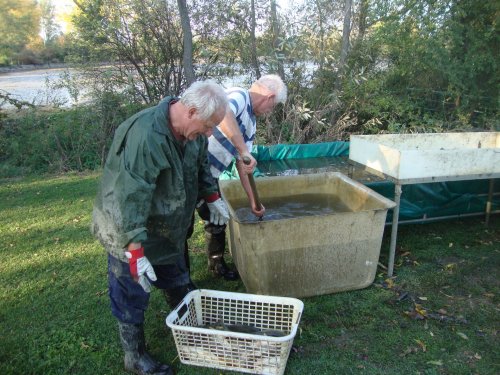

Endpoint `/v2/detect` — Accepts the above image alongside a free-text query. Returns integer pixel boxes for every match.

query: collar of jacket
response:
[153,96,178,137]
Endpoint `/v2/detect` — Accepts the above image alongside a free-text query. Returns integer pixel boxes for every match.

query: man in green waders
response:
[91,80,230,375]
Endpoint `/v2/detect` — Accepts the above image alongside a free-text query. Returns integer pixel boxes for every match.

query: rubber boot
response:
[163,280,197,309]
[117,321,173,375]
[206,229,239,281]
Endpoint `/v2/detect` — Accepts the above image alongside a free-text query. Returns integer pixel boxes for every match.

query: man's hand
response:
[207,198,230,225]
[239,151,257,175]
[252,202,265,218]
[124,247,157,293]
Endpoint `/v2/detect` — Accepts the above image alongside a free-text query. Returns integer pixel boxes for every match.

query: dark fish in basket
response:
[200,321,287,337]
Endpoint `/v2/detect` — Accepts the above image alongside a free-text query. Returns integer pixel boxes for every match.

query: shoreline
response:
[0,63,69,75]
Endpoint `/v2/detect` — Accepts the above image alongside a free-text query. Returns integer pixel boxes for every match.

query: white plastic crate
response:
[166,289,303,375]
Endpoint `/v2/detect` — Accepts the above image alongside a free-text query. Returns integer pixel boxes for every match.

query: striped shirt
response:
[208,87,256,178]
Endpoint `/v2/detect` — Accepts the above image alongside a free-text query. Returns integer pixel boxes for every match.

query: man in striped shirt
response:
[190,75,287,280]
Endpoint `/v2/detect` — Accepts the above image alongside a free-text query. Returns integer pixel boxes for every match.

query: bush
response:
[0,99,144,177]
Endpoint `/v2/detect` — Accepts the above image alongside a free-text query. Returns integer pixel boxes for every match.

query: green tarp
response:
[220,142,499,223]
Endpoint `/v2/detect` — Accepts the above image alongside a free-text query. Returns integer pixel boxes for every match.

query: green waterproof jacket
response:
[91,97,217,264]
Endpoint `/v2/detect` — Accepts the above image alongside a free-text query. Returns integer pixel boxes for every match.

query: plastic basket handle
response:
[295,311,302,324]
[175,302,189,322]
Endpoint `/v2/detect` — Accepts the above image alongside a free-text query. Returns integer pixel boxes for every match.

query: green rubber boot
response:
[117,322,173,375]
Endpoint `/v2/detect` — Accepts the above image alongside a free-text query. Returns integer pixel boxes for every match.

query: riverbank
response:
[0,63,69,75]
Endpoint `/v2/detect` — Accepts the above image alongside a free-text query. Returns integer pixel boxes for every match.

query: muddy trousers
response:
[107,254,189,324]
[108,255,184,375]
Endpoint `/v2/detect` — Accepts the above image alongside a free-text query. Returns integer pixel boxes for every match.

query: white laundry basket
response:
[166,289,303,375]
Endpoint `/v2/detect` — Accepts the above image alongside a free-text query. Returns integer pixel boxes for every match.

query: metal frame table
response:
[349,161,499,277]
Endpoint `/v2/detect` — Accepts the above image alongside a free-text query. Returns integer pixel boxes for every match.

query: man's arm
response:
[218,108,256,174]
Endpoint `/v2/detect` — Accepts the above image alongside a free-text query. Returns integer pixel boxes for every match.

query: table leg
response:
[348,163,354,179]
[388,183,402,277]
[485,179,494,226]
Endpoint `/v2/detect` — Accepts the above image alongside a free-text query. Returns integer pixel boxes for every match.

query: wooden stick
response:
[242,156,263,218]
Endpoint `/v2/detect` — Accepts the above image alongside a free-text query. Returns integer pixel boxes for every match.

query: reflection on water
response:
[232,193,351,222]
[256,156,385,183]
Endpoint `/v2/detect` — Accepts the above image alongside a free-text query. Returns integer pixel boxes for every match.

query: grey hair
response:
[256,74,287,104]
[180,80,228,120]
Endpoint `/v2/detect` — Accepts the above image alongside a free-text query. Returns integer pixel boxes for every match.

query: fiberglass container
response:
[219,172,396,298]
[349,132,500,182]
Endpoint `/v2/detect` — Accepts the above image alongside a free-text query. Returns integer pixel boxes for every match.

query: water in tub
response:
[233,193,351,222]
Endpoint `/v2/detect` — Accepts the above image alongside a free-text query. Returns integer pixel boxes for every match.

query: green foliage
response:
[2,0,499,161]
[0,100,144,177]
[70,0,186,102]
[277,0,499,143]
[356,0,499,131]
[0,0,40,65]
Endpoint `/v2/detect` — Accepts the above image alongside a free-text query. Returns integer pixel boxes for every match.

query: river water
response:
[0,66,249,109]
[0,62,316,109]
[0,67,84,107]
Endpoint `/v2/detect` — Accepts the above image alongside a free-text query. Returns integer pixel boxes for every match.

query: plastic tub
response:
[219,172,396,297]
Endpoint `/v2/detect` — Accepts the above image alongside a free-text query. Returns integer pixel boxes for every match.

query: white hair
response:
[180,80,228,120]
[256,74,287,104]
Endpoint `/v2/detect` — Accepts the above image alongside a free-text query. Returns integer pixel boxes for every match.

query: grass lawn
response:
[0,173,498,374]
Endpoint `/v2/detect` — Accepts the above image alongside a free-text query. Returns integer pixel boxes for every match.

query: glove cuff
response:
[205,192,220,203]
[127,247,144,260]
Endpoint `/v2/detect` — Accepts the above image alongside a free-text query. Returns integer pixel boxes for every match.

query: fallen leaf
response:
[474,353,482,360]
[384,278,395,289]
[427,360,443,366]
[404,310,425,320]
[457,332,469,340]
[419,296,428,301]
[415,339,427,352]
[483,293,494,298]
[449,243,453,247]
[81,342,90,349]
[400,346,419,357]
[444,263,456,271]
[415,304,428,317]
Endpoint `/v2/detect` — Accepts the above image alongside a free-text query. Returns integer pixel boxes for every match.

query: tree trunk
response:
[357,0,368,43]
[331,0,352,124]
[176,0,195,85]
[339,0,352,72]
[270,0,285,80]
[315,0,325,71]
[334,0,352,93]
[250,0,261,79]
